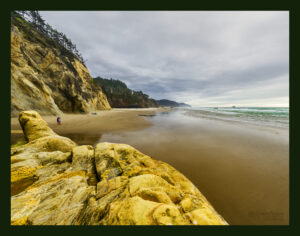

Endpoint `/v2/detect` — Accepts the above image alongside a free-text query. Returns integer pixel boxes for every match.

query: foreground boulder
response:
[11,111,228,225]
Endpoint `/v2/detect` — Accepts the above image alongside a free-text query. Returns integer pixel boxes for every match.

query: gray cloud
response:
[39,11,289,107]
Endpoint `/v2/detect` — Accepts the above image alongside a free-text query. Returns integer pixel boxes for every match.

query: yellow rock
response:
[186,208,227,225]
[128,174,182,204]
[26,170,87,190]
[72,145,96,185]
[134,188,172,204]
[11,17,110,117]
[106,196,161,225]
[96,176,128,199]
[11,216,29,225]
[11,166,41,196]
[180,194,203,213]
[11,111,228,225]
[27,136,77,153]
[18,110,56,142]
[35,151,72,165]
[72,145,94,171]
[12,111,77,155]
[152,204,187,225]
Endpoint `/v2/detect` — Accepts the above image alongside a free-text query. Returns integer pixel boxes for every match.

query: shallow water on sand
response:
[99,109,289,225]
[11,132,102,146]
[10,109,289,225]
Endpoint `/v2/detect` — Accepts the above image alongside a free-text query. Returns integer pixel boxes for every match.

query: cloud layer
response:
[39,11,289,107]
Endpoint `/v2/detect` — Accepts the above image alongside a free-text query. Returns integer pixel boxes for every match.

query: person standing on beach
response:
[57,117,61,125]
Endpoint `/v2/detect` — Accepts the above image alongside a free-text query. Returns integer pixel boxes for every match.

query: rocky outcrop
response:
[11,15,111,117]
[11,111,228,225]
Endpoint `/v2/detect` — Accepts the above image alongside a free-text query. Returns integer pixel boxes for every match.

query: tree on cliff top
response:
[93,77,158,108]
[11,10,86,64]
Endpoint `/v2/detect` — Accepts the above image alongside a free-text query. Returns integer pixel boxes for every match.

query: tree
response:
[12,10,86,64]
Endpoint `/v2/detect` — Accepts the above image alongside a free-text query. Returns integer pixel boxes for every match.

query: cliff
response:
[93,77,158,108]
[11,14,111,117]
[11,110,228,225]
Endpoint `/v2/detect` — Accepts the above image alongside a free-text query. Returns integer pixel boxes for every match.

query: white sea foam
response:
[182,107,289,129]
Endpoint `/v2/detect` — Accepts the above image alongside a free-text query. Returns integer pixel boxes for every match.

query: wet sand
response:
[99,110,289,225]
[10,108,289,225]
[11,108,166,145]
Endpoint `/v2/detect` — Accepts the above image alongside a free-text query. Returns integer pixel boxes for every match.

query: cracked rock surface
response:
[11,16,111,117]
[11,110,228,225]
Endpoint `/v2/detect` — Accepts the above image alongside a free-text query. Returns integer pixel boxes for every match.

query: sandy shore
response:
[11,108,289,225]
[99,110,289,225]
[11,108,169,145]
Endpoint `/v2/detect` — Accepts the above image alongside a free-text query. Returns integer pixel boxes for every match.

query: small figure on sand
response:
[56,117,61,125]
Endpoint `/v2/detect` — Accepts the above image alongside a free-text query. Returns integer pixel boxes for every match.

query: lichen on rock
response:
[11,111,228,225]
[11,15,111,117]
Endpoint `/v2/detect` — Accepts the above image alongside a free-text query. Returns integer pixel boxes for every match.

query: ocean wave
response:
[183,107,289,129]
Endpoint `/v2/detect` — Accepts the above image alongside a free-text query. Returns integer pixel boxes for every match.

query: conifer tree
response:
[13,10,86,64]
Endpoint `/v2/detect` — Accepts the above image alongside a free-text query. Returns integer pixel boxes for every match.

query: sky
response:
[39,11,289,107]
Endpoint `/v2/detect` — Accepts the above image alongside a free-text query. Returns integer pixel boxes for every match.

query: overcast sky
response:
[39,11,289,107]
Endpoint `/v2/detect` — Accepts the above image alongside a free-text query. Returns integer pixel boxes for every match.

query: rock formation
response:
[11,15,111,117]
[11,111,228,225]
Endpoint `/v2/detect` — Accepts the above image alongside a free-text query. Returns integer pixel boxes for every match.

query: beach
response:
[10,108,289,225]
[11,108,164,145]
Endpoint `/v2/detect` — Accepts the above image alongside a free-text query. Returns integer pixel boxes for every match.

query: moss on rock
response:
[11,111,228,225]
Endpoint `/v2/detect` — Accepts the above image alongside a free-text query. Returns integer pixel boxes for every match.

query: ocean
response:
[183,107,289,129]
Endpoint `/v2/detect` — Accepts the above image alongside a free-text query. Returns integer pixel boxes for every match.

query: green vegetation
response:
[11,139,27,148]
[93,77,158,108]
[11,11,85,64]
[156,99,191,107]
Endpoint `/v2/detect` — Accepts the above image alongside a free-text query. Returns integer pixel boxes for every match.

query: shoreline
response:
[99,109,289,225]
[183,108,289,130]
[11,110,228,225]
[10,108,289,224]
[11,108,170,145]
